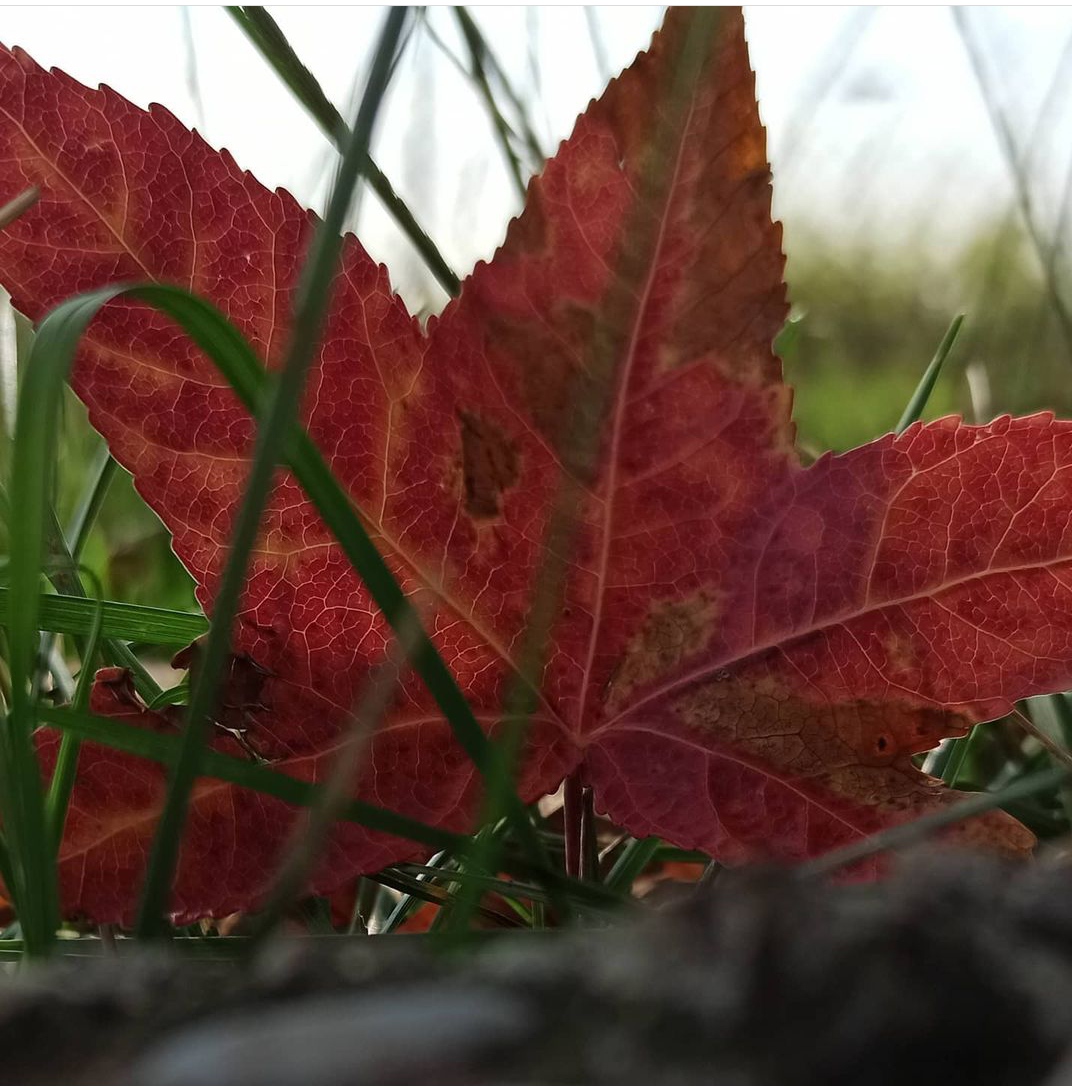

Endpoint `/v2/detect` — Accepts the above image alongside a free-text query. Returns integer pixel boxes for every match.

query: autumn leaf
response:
[0,7,1058,924]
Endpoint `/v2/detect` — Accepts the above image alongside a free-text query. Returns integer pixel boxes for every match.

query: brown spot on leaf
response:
[459,410,519,519]
[606,589,722,710]
[674,665,971,777]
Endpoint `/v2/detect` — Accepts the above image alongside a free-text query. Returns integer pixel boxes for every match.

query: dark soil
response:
[4,852,1072,1084]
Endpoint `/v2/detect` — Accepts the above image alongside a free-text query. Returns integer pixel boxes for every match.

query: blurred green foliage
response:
[784,217,1070,453]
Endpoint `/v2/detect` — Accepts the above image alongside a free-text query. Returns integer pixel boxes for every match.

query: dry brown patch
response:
[458,410,519,519]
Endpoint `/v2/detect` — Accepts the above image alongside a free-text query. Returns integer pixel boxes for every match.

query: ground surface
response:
[2,852,1071,1084]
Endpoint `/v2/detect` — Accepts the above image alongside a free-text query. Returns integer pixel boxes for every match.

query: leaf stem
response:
[563,771,583,879]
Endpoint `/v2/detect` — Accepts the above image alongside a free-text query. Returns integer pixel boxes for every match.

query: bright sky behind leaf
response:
[3,5,1071,312]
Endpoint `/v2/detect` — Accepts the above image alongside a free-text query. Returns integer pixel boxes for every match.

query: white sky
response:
[2,6,1071,311]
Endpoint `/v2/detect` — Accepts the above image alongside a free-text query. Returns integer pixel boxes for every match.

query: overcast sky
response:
[3,6,1070,310]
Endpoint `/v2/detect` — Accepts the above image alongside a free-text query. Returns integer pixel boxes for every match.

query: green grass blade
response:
[604,836,660,894]
[799,765,1068,879]
[246,637,409,948]
[45,571,106,853]
[147,682,190,711]
[227,6,346,142]
[0,826,14,909]
[226,6,460,298]
[933,722,986,788]
[455,8,545,168]
[895,313,965,433]
[41,503,163,704]
[379,849,450,933]
[397,861,571,909]
[39,704,462,854]
[26,276,547,920]
[0,589,206,645]
[453,8,528,200]
[65,446,116,560]
[135,7,411,939]
[1023,693,1072,826]
[4,274,78,955]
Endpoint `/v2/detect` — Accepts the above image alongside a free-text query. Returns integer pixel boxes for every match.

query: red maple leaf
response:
[0,9,1058,923]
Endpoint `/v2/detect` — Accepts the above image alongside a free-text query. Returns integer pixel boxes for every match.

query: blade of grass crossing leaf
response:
[121,298,555,877]
[136,7,410,939]
[0,589,207,646]
[226,6,460,298]
[895,314,964,433]
[148,682,190,711]
[25,279,550,907]
[800,765,1069,878]
[39,704,463,854]
[0,187,38,232]
[246,628,414,949]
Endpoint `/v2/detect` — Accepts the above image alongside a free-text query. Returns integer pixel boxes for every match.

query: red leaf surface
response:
[0,9,1056,922]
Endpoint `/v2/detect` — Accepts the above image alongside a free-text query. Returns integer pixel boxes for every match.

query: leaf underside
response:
[0,8,1060,923]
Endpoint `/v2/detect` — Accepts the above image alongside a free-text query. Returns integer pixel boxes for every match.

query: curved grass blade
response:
[31,278,547,912]
[226,5,460,297]
[4,261,77,954]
